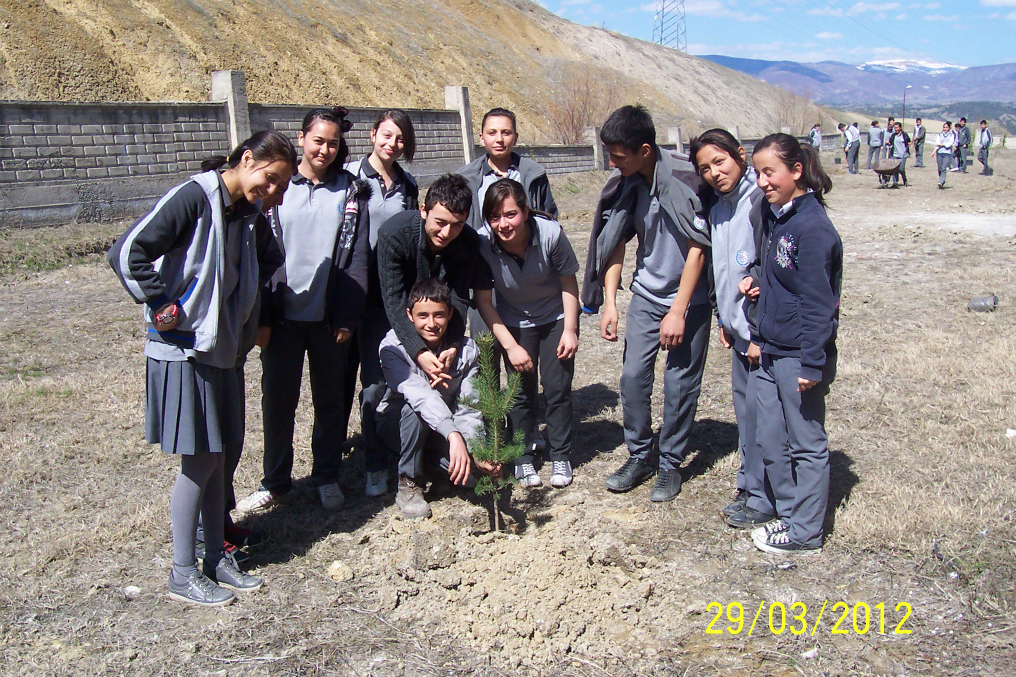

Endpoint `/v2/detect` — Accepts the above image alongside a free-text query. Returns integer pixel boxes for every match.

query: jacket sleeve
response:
[452,346,485,444]
[377,223,428,359]
[381,343,458,438]
[797,225,841,382]
[744,199,768,337]
[254,213,284,288]
[106,181,205,309]
[328,184,371,332]
[529,173,559,220]
[580,172,625,311]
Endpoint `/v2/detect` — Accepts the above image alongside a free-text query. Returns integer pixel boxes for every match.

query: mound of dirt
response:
[0,0,834,140]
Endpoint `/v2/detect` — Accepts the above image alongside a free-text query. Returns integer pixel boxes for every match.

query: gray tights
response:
[171,452,225,576]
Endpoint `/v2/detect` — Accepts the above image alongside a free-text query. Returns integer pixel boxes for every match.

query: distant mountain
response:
[700,55,1016,105]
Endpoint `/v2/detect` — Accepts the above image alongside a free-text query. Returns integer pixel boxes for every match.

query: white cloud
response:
[816,31,843,39]
[895,12,908,18]
[980,0,1016,6]
[849,2,900,12]
[924,13,960,20]
[1007,10,1016,17]
[684,0,766,21]
[913,1,941,7]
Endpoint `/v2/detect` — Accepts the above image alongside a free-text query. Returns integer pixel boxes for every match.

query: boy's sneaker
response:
[365,470,389,497]
[224,524,265,550]
[604,457,654,493]
[516,462,542,488]
[751,519,789,540]
[318,483,345,510]
[722,489,749,516]
[649,468,682,502]
[752,529,822,556]
[205,552,263,592]
[195,539,250,566]
[550,460,573,488]
[236,487,279,514]
[396,475,432,519]
[726,506,777,529]
[168,568,235,607]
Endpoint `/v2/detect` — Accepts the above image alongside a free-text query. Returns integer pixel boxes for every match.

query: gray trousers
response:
[978,148,992,176]
[347,301,393,474]
[937,152,951,185]
[260,320,351,494]
[866,145,881,169]
[620,294,710,471]
[755,353,833,548]
[892,157,907,187]
[732,350,773,512]
[957,145,968,172]
[913,139,924,167]
[847,142,860,174]
[374,400,450,480]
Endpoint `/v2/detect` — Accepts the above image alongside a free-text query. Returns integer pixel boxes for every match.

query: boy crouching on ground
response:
[364,278,501,519]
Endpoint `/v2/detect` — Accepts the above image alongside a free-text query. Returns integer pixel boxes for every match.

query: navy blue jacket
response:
[753,192,842,382]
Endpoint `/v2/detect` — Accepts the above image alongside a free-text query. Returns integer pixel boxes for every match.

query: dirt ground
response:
[1,150,1015,676]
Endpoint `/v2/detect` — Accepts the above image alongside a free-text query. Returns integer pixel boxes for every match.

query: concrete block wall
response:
[518,145,598,174]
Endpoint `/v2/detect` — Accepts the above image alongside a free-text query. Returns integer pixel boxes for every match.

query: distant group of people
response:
[109,100,843,608]
[835,115,995,188]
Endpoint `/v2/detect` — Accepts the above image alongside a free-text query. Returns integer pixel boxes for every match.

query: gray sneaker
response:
[168,568,235,607]
[550,460,573,488]
[205,552,263,593]
[396,475,432,519]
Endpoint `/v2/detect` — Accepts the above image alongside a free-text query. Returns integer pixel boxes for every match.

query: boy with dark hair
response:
[838,123,860,174]
[977,120,993,176]
[581,104,712,503]
[955,117,971,172]
[913,118,926,168]
[366,279,500,519]
[457,107,558,231]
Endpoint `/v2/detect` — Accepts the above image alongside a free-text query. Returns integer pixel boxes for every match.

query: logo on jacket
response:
[735,250,751,267]
[774,234,795,269]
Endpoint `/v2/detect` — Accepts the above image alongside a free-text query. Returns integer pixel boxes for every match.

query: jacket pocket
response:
[762,296,801,345]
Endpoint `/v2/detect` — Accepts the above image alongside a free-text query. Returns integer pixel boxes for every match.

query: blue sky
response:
[535,0,1016,67]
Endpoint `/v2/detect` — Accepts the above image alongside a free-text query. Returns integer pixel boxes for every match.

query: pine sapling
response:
[464,331,525,532]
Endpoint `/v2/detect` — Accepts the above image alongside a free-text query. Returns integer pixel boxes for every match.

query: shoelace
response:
[520,463,537,478]
[761,520,788,535]
[551,461,570,476]
[617,457,643,475]
[191,571,221,596]
[765,530,793,545]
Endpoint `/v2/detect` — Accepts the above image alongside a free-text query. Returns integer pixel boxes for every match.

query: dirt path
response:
[1,152,1014,676]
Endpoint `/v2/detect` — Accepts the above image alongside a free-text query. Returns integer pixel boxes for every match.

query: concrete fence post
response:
[211,70,251,150]
[728,125,740,142]
[667,127,682,154]
[445,86,475,164]
[584,126,604,170]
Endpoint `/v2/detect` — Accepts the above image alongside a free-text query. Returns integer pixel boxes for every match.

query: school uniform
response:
[955,124,971,172]
[259,168,370,496]
[913,123,926,167]
[934,131,956,186]
[457,151,558,231]
[866,126,883,169]
[477,215,579,465]
[809,127,822,152]
[581,145,712,473]
[888,130,910,187]
[752,192,842,549]
[977,128,993,176]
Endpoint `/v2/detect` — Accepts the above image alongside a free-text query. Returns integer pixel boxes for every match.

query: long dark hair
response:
[373,109,417,163]
[752,133,832,207]
[481,178,528,225]
[300,106,352,167]
[689,128,746,178]
[201,130,297,173]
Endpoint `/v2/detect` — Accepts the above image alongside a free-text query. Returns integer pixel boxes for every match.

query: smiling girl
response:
[689,129,773,529]
[741,133,842,556]
[473,178,580,488]
[108,130,295,606]
[239,107,370,515]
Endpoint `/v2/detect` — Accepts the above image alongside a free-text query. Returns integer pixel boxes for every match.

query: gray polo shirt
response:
[477,215,579,328]
[630,177,708,309]
[478,166,521,218]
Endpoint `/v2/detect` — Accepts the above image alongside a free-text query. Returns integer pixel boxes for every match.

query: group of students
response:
[837,115,995,187]
[108,101,843,608]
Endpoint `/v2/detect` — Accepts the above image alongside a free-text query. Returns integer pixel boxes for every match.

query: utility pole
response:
[653,0,687,53]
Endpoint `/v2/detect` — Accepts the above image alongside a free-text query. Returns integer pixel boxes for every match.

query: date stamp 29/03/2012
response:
[703,601,913,637]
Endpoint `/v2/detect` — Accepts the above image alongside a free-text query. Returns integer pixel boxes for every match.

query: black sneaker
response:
[726,506,777,529]
[604,457,654,493]
[722,489,748,516]
[649,468,682,502]
[752,529,822,556]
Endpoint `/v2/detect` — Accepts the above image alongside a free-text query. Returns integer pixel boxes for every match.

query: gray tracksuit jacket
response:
[377,329,484,442]
[458,152,557,230]
[709,167,765,354]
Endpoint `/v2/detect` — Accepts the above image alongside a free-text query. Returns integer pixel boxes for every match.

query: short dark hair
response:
[481,108,517,133]
[872,120,879,125]
[960,117,967,122]
[981,119,988,125]
[689,128,744,176]
[373,109,417,163]
[600,105,656,153]
[408,278,452,311]
[837,123,846,130]
[424,173,472,214]
[916,117,922,122]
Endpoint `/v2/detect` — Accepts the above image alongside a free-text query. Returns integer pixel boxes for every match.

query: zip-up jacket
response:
[263,168,371,334]
[979,128,993,149]
[377,329,484,443]
[752,192,842,383]
[709,167,765,352]
[888,130,911,159]
[935,131,957,154]
[108,170,282,366]
[375,209,493,359]
[913,124,925,142]
[956,125,971,148]
[458,151,557,230]
[867,126,883,147]
[581,145,710,310]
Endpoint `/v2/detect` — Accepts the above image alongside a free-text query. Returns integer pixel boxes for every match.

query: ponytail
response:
[201,130,297,174]
[753,133,832,208]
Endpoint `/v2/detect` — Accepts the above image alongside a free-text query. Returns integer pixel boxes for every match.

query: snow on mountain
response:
[858,59,967,75]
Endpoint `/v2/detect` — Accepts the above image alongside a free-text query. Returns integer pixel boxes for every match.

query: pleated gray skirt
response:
[145,358,243,455]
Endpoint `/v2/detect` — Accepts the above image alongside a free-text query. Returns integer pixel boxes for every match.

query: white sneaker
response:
[550,460,573,488]
[365,470,389,497]
[515,463,542,488]
[318,483,345,510]
[235,487,279,515]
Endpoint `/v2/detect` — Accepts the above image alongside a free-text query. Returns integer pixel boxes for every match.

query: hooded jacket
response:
[458,151,558,230]
[108,170,282,368]
[580,145,711,311]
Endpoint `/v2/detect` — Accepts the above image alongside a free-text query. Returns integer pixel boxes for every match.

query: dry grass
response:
[2,153,1016,675]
